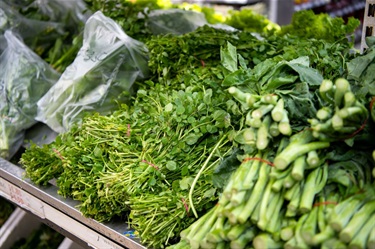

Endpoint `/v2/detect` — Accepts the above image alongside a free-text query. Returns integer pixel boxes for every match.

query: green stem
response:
[189,134,228,218]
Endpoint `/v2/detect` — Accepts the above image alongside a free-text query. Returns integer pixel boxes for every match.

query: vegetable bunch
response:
[19,7,371,248]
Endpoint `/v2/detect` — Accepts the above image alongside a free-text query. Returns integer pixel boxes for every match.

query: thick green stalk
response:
[189,135,227,218]
[256,115,271,150]
[206,216,226,243]
[301,206,319,245]
[299,164,328,213]
[347,212,375,249]
[228,86,255,108]
[265,193,284,234]
[339,200,375,243]
[311,226,335,246]
[252,104,274,119]
[321,238,347,249]
[231,191,248,206]
[228,203,245,225]
[281,225,295,241]
[269,121,280,137]
[368,225,375,249]
[316,107,332,120]
[329,197,364,232]
[200,239,216,249]
[237,160,270,224]
[319,79,334,104]
[306,150,320,169]
[278,110,292,136]
[334,78,350,108]
[227,223,249,241]
[291,155,306,181]
[271,98,285,122]
[188,208,219,249]
[253,233,283,249]
[257,180,275,230]
[274,141,330,170]
[242,154,262,190]
[229,227,256,249]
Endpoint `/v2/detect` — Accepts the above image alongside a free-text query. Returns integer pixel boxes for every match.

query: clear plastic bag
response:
[0,31,60,159]
[12,0,90,32]
[147,9,208,35]
[147,8,236,35]
[0,2,65,49]
[36,11,150,133]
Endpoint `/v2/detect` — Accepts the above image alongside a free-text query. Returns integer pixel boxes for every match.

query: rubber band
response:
[181,198,189,215]
[344,97,375,139]
[242,157,275,167]
[200,59,205,67]
[52,148,64,161]
[313,201,338,207]
[127,124,131,137]
[345,118,367,139]
[141,159,159,170]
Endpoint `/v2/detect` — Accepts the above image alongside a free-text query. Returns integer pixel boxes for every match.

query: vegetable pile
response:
[4,0,374,248]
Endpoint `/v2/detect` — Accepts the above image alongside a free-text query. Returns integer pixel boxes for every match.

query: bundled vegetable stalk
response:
[20,9,368,248]
[169,102,374,249]
[0,31,60,159]
[309,78,368,142]
[168,41,374,248]
[22,78,239,247]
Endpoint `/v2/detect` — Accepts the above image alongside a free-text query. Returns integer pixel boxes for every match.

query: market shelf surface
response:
[0,157,145,249]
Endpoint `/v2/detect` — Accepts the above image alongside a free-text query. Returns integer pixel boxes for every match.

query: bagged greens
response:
[0,2,64,45]
[1,0,89,72]
[36,11,149,133]
[147,8,235,35]
[0,30,60,159]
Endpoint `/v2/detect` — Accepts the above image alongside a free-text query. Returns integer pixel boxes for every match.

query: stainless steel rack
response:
[0,157,146,249]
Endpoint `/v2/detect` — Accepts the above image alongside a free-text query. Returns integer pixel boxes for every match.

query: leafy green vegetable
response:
[224,8,280,35]
[0,31,60,159]
[280,10,360,44]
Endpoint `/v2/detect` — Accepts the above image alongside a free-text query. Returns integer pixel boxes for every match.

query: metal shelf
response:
[0,157,146,249]
[294,0,330,12]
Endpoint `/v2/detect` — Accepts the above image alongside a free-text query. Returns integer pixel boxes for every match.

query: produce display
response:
[1,0,374,248]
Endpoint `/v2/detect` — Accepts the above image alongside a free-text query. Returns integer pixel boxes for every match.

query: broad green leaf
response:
[180,177,194,190]
[220,41,238,72]
[165,103,173,112]
[203,188,216,198]
[184,133,201,145]
[166,161,177,171]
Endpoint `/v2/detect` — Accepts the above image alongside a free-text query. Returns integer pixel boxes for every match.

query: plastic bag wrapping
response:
[22,0,90,26]
[0,31,60,159]
[147,9,207,35]
[0,0,89,65]
[36,11,150,133]
[0,2,64,40]
[146,9,236,35]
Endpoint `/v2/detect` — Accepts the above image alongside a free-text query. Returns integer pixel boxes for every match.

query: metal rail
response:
[0,158,146,249]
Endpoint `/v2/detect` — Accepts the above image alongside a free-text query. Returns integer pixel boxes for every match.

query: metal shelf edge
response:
[0,157,145,249]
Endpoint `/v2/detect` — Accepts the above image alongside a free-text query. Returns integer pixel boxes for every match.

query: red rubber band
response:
[181,198,189,215]
[141,159,159,170]
[242,157,275,167]
[52,148,64,161]
[313,201,338,207]
[127,124,131,137]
